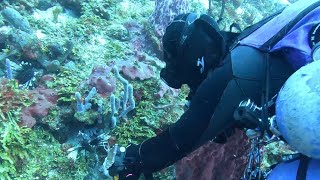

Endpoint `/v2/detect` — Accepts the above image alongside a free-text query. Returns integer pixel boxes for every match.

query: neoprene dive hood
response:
[160,13,225,89]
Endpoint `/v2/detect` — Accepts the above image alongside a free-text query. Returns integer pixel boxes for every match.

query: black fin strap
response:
[296,155,311,180]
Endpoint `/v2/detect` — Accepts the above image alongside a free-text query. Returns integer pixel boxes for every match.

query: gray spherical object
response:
[276,60,320,159]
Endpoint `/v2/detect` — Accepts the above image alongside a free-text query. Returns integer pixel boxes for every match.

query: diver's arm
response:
[133,57,234,174]
[122,47,294,176]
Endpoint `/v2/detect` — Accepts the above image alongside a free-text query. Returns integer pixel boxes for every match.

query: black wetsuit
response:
[138,45,295,174]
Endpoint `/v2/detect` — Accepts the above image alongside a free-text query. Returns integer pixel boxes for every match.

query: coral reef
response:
[150,0,190,37]
[120,61,156,81]
[1,7,33,34]
[0,111,31,179]
[43,68,83,105]
[0,89,85,179]
[0,79,32,116]
[88,66,116,96]
[20,87,58,128]
[260,140,297,170]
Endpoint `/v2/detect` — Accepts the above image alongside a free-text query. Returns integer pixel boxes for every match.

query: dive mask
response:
[160,52,185,89]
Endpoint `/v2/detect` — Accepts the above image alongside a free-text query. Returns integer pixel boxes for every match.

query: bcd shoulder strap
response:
[232,0,320,51]
[229,8,284,51]
[296,154,311,180]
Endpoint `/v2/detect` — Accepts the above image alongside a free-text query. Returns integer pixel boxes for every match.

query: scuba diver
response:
[107,0,320,179]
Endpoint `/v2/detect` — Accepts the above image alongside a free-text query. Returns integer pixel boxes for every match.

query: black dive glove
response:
[107,144,142,180]
[108,143,154,180]
[109,128,183,179]
[119,144,143,180]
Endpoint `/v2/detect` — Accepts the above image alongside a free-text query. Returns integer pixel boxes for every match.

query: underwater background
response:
[0,0,299,179]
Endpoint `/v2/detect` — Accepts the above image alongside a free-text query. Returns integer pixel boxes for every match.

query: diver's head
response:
[160,13,225,89]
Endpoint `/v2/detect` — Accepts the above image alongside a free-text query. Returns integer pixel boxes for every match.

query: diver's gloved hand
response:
[118,144,143,180]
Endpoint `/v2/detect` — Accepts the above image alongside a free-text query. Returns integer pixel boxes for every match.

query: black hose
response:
[217,0,225,24]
